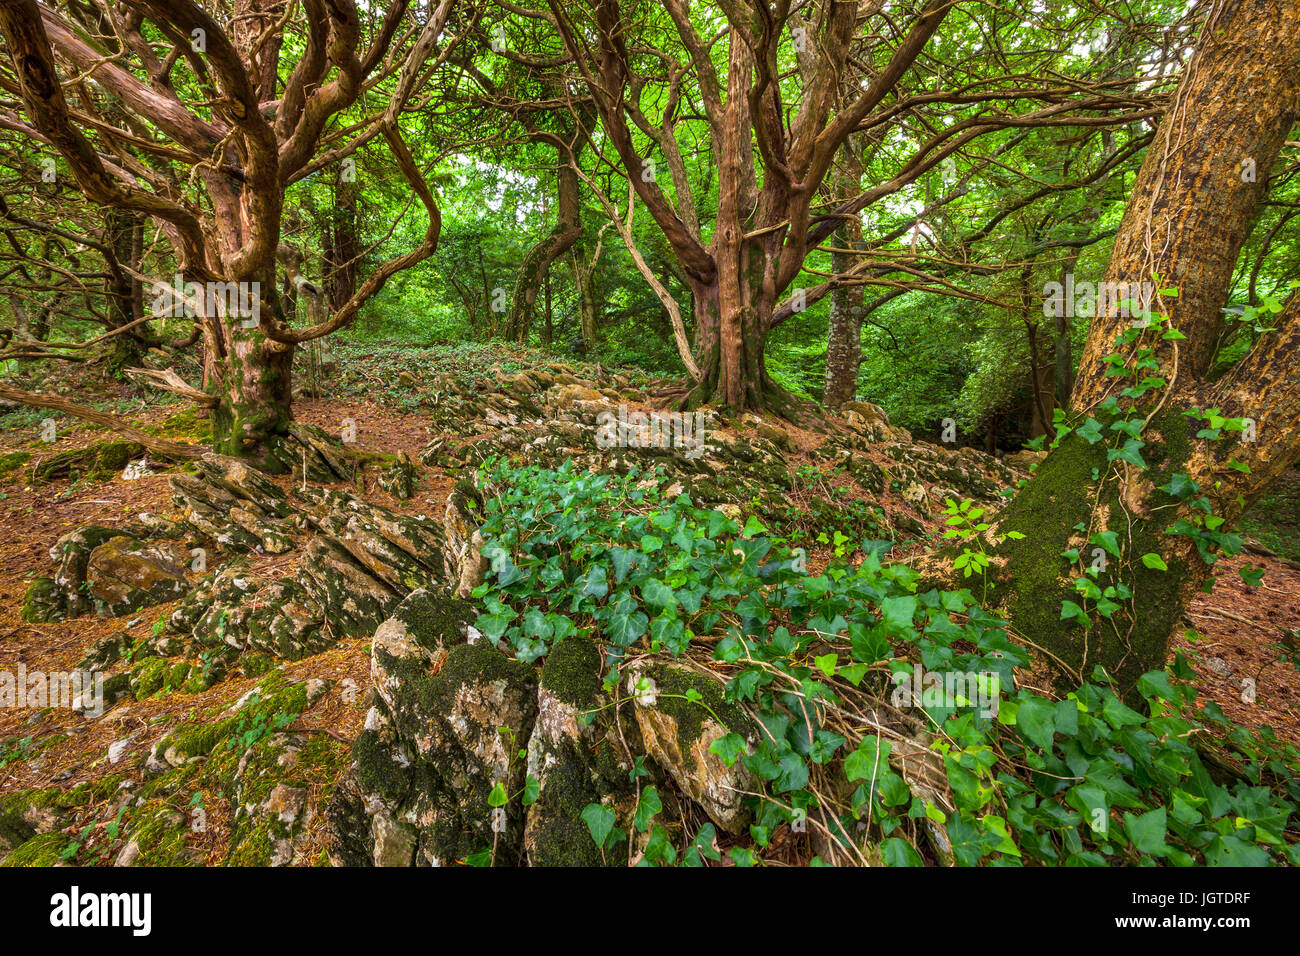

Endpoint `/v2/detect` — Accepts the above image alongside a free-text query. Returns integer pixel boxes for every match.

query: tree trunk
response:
[572,250,600,350]
[685,257,785,413]
[1053,250,1081,406]
[326,176,360,315]
[105,208,144,376]
[1024,318,1054,439]
[199,266,296,462]
[505,153,582,343]
[824,150,865,408]
[974,0,1300,696]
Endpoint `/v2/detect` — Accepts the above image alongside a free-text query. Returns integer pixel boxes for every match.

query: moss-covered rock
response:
[350,596,539,866]
[1,831,69,867]
[20,576,63,623]
[981,410,1199,696]
[0,450,30,479]
[525,638,633,866]
[31,440,143,483]
[629,662,759,835]
[117,800,199,867]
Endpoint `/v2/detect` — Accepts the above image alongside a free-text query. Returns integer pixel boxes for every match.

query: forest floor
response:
[0,343,1297,865]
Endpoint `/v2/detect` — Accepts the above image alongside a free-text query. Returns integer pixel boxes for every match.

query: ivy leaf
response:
[580,564,609,599]
[581,804,617,848]
[814,653,838,678]
[487,781,508,808]
[1075,418,1105,444]
[641,577,675,609]
[1122,806,1169,856]
[880,594,918,632]
[1140,552,1168,571]
[1157,473,1198,498]
[708,733,746,767]
[845,737,891,782]
[634,786,663,832]
[881,837,924,867]
[1239,566,1264,587]
[606,610,649,646]
[1106,438,1147,469]
[1089,531,1121,558]
[1059,600,1089,626]
[1016,697,1058,752]
[609,547,637,583]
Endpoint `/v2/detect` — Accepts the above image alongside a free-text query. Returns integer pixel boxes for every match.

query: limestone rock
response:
[379,451,416,500]
[86,536,190,615]
[627,662,759,835]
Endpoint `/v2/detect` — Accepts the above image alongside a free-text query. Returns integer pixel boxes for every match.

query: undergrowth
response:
[471,457,1300,866]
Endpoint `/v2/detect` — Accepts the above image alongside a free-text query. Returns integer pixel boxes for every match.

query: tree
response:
[544,0,1163,416]
[969,0,1300,694]
[0,0,458,463]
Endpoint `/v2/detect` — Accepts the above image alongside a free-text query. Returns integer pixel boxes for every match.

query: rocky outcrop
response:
[413,362,1026,542]
[163,485,450,663]
[379,452,416,500]
[329,588,760,867]
[23,524,190,622]
[30,440,144,483]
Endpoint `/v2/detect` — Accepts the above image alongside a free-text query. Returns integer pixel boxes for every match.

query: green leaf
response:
[641,577,675,609]
[845,737,891,782]
[881,837,924,867]
[634,786,663,832]
[1157,473,1198,498]
[606,610,648,646]
[1140,552,1168,571]
[709,733,747,766]
[487,781,508,808]
[1089,531,1120,558]
[1107,438,1147,469]
[1076,418,1105,444]
[1015,696,1058,752]
[1122,806,1169,856]
[580,804,617,848]
[1059,600,1089,626]
[880,594,918,632]
[814,653,838,677]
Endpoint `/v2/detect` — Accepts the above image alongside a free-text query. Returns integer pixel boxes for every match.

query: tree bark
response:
[105,208,144,377]
[824,148,865,408]
[325,176,360,315]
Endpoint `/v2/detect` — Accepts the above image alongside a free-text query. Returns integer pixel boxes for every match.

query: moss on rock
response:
[1,831,68,867]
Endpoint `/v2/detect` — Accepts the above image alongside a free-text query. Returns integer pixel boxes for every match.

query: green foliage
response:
[473,459,1298,866]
